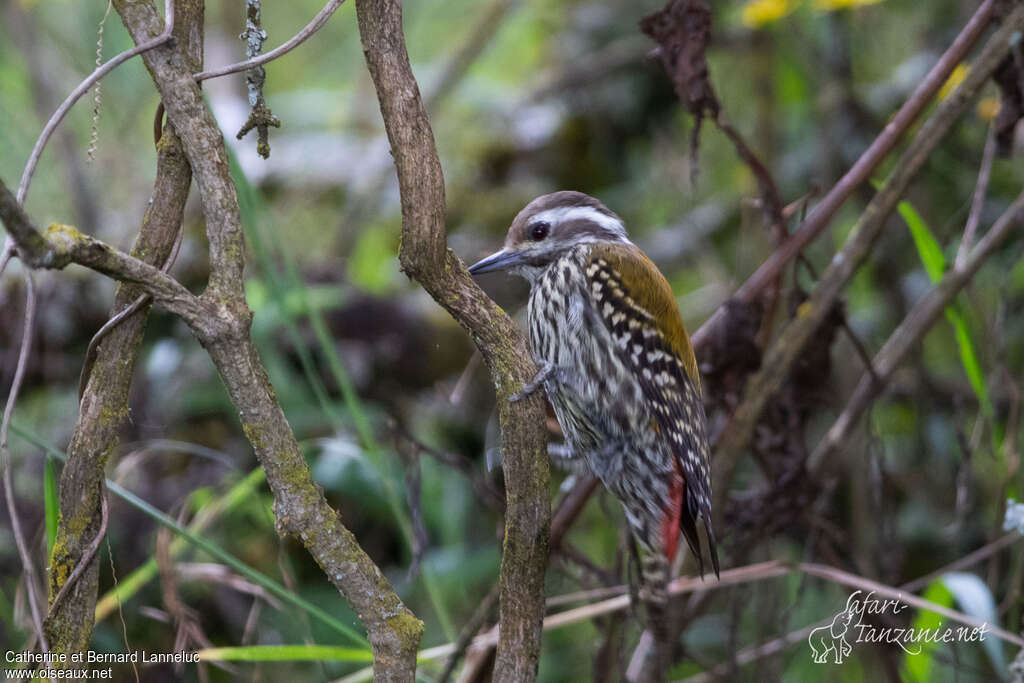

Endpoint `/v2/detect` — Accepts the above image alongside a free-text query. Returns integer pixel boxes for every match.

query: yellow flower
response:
[977,97,1001,122]
[815,0,884,10]
[741,0,797,28]
[938,63,969,100]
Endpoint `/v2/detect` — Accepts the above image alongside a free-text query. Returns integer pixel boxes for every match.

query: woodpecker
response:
[469,191,719,587]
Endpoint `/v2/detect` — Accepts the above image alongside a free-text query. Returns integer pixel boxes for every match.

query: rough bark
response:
[110,0,425,678]
[0,0,427,678]
[354,0,551,680]
[41,0,200,662]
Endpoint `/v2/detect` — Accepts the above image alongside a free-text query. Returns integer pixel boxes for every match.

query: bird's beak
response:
[468,248,524,275]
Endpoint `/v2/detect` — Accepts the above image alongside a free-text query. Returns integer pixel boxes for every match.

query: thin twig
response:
[956,124,997,269]
[106,534,139,683]
[810,191,1024,471]
[438,584,500,683]
[393,433,428,582]
[902,532,1020,593]
[17,0,174,204]
[48,485,110,616]
[394,422,504,512]
[691,0,997,349]
[796,562,1024,646]
[77,214,185,400]
[0,274,48,654]
[0,239,14,276]
[712,5,1024,512]
[714,112,784,229]
[840,318,882,388]
[549,474,600,549]
[193,0,346,82]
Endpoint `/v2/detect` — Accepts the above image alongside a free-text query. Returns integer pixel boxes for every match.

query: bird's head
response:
[468,191,630,283]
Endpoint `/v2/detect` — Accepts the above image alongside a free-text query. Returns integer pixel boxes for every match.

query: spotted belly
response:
[527,253,651,468]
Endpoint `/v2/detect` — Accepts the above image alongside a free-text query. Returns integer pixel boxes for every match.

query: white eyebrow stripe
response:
[530,206,630,242]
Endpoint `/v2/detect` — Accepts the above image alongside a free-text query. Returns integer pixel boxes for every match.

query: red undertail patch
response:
[661,458,685,561]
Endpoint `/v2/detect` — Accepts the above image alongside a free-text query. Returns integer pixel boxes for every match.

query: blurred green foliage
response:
[1,0,1022,681]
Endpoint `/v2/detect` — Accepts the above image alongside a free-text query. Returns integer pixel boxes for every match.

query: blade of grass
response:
[231,152,344,428]
[903,579,952,681]
[10,422,368,648]
[229,154,457,641]
[897,201,946,281]
[279,226,457,642]
[197,645,374,662]
[94,466,265,621]
[894,200,1001,456]
[43,454,59,556]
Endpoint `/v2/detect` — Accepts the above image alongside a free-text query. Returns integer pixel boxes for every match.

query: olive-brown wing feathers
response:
[586,244,719,576]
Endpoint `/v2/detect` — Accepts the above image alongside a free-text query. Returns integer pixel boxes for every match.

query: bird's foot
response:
[509,360,554,402]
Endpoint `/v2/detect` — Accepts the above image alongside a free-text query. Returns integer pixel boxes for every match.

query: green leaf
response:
[44,454,59,556]
[893,198,999,456]
[197,645,373,663]
[896,200,945,282]
[904,580,952,681]
[903,573,1005,680]
[946,306,994,420]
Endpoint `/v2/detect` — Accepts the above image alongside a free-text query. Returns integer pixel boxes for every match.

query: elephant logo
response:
[808,593,858,664]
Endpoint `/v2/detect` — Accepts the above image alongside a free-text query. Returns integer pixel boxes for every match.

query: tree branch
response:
[192,0,347,82]
[690,0,998,349]
[0,178,200,321]
[41,80,195,664]
[810,191,1024,470]
[711,3,1024,512]
[1,274,48,656]
[112,0,246,300]
[354,0,550,680]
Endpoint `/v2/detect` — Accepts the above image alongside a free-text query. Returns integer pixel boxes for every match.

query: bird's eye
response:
[530,221,550,241]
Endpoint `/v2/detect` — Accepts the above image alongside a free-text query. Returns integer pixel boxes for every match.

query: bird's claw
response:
[509,360,554,402]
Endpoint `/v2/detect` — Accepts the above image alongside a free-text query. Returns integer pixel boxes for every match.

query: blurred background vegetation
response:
[1,0,1022,680]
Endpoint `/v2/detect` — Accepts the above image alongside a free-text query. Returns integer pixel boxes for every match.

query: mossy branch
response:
[354,0,551,680]
[2,0,425,678]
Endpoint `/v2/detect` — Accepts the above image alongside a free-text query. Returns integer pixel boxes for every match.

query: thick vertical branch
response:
[197,325,423,682]
[41,1,200,661]
[112,0,246,301]
[105,1,425,679]
[354,0,550,680]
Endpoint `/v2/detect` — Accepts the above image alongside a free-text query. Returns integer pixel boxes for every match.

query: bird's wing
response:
[587,243,718,576]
